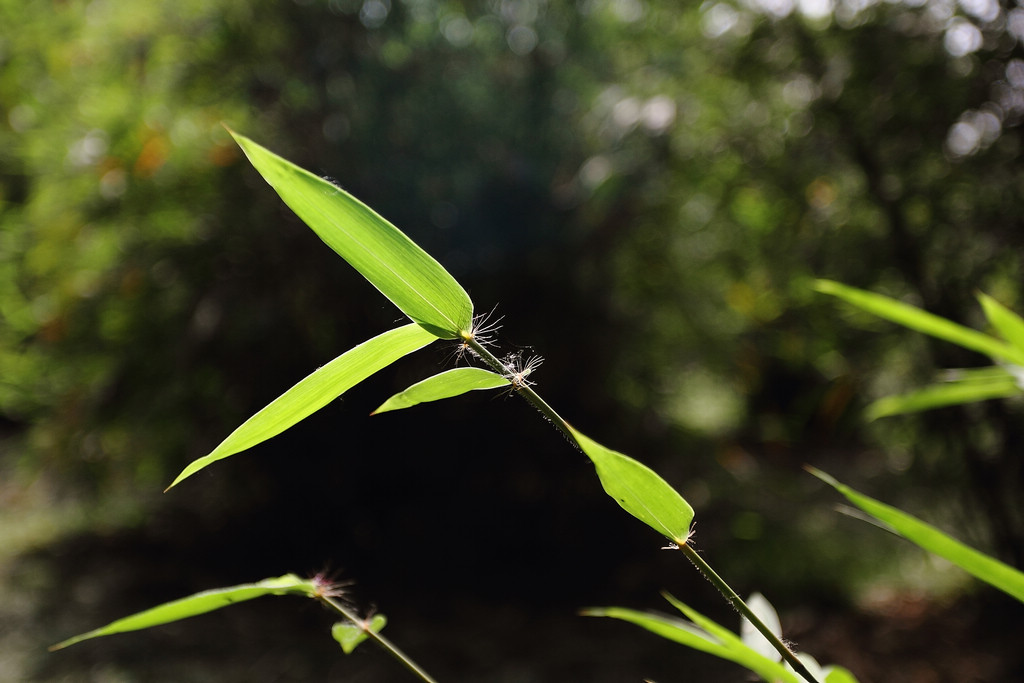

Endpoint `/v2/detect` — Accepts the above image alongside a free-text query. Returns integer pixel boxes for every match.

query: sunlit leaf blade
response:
[228,129,473,339]
[167,324,435,489]
[568,426,693,545]
[977,292,1024,353]
[663,594,801,683]
[332,614,387,654]
[582,607,738,662]
[50,574,316,651]
[865,370,1019,420]
[814,280,1024,366]
[372,368,506,414]
[586,605,802,683]
[809,468,1024,604]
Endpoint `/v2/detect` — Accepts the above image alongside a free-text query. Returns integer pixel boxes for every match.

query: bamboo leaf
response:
[586,604,802,682]
[372,367,506,414]
[50,575,316,651]
[332,614,387,654]
[167,324,435,489]
[977,292,1024,353]
[865,370,1020,420]
[809,468,1024,603]
[568,426,693,545]
[663,594,801,683]
[814,280,1024,366]
[582,607,740,663]
[228,129,473,339]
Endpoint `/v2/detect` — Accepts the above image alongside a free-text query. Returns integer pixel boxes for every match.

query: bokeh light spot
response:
[943,18,982,57]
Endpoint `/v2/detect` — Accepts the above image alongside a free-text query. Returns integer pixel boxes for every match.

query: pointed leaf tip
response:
[811,468,1024,604]
[372,367,506,414]
[50,574,316,651]
[594,596,800,683]
[864,371,1019,420]
[166,324,434,489]
[228,131,473,338]
[977,292,1024,353]
[804,465,836,487]
[569,426,693,544]
[815,280,1024,366]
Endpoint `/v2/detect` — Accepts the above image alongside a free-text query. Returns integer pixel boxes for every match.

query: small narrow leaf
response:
[663,594,801,683]
[229,129,473,339]
[865,370,1019,420]
[809,468,1024,603]
[814,280,1024,366]
[569,426,693,545]
[50,574,316,651]
[582,607,736,662]
[372,367,506,414]
[977,292,1024,353]
[332,614,387,654]
[167,324,435,489]
[588,599,849,682]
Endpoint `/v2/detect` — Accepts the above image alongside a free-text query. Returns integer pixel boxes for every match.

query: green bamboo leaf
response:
[332,614,387,654]
[585,605,801,682]
[809,468,1024,603]
[582,607,743,666]
[568,426,693,545]
[977,292,1024,353]
[372,367,506,414]
[228,129,473,339]
[591,596,849,683]
[661,593,799,683]
[865,370,1020,420]
[669,594,802,682]
[814,280,1024,366]
[167,323,435,489]
[50,574,316,651]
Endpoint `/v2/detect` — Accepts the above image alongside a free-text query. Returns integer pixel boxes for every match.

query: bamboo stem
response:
[677,544,820,683]
[465,337,575,439]
[320,596,440,683]
[468,333,820,683]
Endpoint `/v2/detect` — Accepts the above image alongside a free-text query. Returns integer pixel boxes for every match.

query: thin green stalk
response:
[469,335,819,683]
[677,544,820,683]
[320,596,440,683]
[465,338,574,439]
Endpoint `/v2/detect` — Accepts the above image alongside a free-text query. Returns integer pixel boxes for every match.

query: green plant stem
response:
[465,338,574,439]
[677,544,820,683]
[320,596,440,683]
[469,336,819,683]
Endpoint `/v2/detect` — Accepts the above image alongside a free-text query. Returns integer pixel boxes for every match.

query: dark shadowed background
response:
[2,0,1024,680]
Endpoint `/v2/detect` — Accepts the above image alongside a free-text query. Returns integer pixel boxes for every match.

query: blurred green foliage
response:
[2,0,1023,603]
